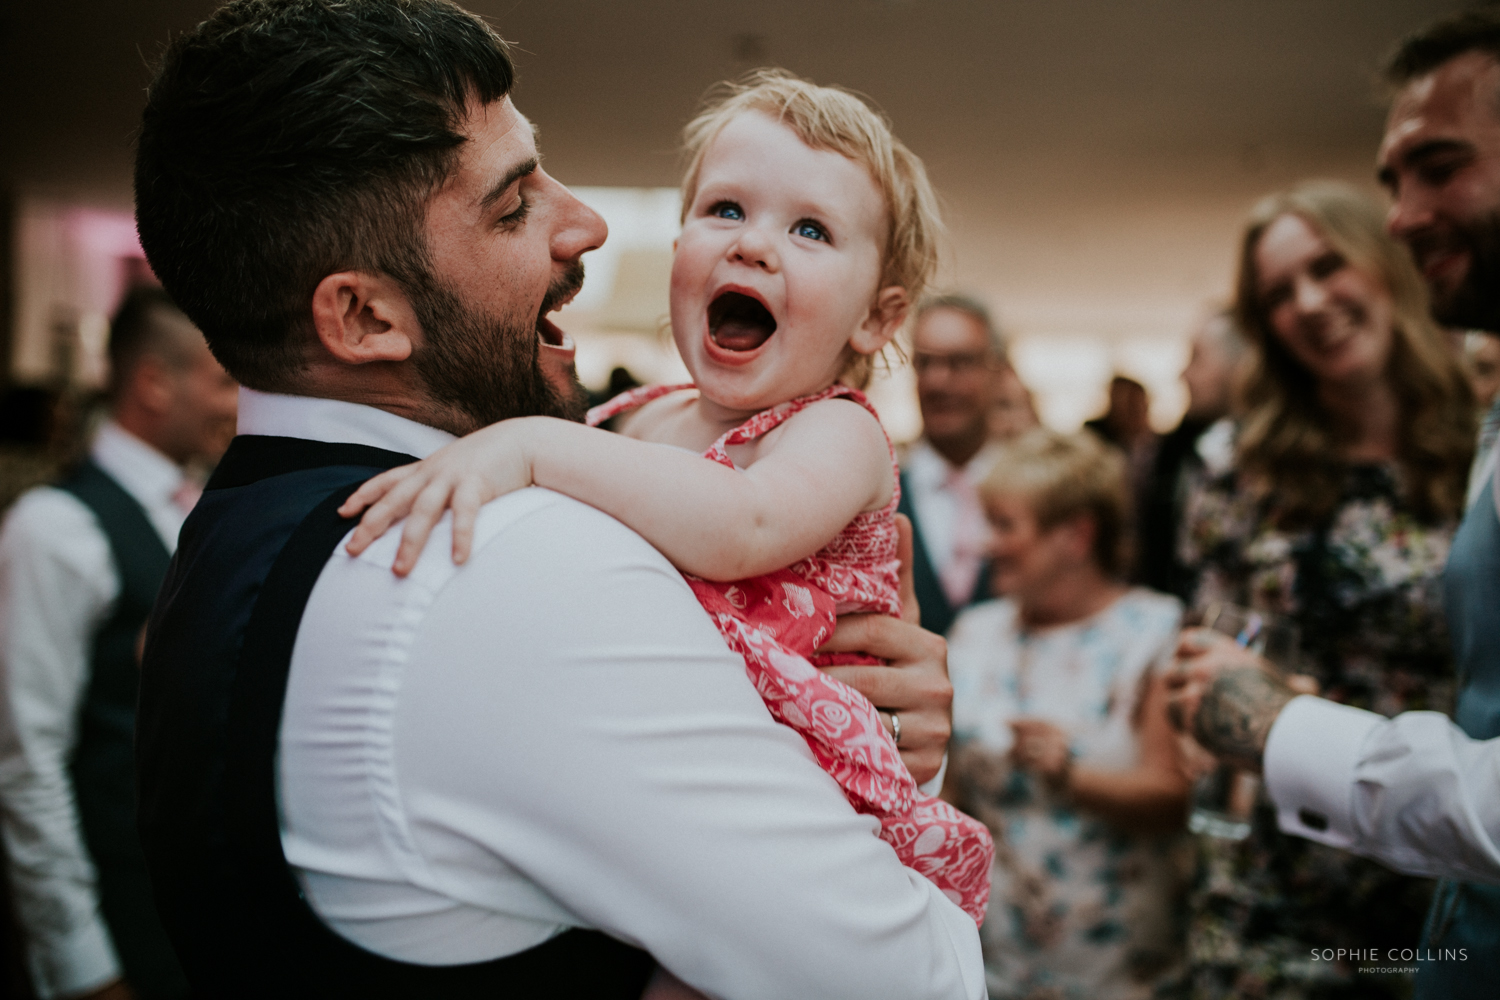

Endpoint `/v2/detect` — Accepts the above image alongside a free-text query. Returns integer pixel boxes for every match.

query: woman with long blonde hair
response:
[1231,181,1473,528]
[1180,180,1474,1000]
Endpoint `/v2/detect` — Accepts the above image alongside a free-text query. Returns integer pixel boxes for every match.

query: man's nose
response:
[1385,185,1434,241]
[548,174,608,261]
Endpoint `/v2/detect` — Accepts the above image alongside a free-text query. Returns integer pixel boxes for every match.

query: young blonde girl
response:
[342,70,993,925]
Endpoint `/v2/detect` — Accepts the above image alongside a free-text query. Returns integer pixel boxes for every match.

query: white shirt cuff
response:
[1262,695,1383,850]
[29,915,120,1000]
[919,752,948,798]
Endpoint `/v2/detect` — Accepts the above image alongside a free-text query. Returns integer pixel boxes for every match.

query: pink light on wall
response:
[11,201,159,386]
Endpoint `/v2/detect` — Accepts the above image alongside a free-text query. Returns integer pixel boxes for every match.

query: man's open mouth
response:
[536,264,585,347]
[537,310,566,347]
[708,291,777,352]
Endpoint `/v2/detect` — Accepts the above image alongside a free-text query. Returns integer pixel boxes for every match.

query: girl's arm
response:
[340,398,894,579]
[1009,670,1191,835]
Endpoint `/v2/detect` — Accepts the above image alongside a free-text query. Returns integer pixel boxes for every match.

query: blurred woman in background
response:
[1180,181,1475,1000]
[945,429,1190,1000]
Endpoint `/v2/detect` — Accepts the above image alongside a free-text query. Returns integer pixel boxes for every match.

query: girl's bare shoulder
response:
[781,394,889,447]
[615,388,700,442]
[775,397,894,509]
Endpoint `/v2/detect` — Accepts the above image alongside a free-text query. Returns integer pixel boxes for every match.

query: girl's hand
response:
[1008,718,1072,785]
[338,422,535,575]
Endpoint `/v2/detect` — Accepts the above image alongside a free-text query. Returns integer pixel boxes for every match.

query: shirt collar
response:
[236,388,457,460]
[91,420,185,511]
[906,437,1005,487]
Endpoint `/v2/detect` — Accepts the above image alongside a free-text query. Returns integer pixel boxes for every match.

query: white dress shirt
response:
[0,422,189,999]
[254,389,985,999]
[1264,695,1500,885]
[902,439,1003,584]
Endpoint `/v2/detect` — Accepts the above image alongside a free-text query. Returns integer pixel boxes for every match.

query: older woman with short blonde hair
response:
[945,428,1189,999]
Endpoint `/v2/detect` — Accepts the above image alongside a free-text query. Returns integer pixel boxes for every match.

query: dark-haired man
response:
[131,2,981,998]
[0,287,236,1000]
[1171,10,1500,999]
[1135,311,1242,599]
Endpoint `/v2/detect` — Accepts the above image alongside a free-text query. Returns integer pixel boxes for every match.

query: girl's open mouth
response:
[708,291,777,351]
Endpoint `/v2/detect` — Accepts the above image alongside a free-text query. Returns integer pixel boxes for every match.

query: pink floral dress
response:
[588,383,994,923]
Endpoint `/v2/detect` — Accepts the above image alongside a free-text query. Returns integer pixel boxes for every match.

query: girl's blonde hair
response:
[1233,180,1475,527]
[680,69,943,386]
[979,428,1134,577]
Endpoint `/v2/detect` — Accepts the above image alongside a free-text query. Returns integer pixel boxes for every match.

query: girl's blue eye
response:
[710,201,744,221]
[794,219,829,242]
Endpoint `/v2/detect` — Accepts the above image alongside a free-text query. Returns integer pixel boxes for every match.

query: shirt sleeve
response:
[385,496,986,1000]
[1264,695,1500,885]
[0,489,123,997]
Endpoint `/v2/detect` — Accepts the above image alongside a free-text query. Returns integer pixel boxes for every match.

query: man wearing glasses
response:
[900,295,1012,635]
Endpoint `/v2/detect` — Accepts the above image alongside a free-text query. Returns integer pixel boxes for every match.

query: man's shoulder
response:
[472,488,673,569]
[0,485,105,552]
[351,487,679,591]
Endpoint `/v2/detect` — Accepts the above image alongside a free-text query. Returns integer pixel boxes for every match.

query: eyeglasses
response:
[912,351,1001,375]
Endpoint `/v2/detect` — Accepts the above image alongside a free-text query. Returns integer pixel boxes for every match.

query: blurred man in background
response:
[1084,375,1159,521]
[901,294,1010,635]
[0,287,237,1000]
[1135,310,1244,598]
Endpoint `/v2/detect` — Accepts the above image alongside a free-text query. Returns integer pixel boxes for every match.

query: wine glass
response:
[1186,602,1300,841]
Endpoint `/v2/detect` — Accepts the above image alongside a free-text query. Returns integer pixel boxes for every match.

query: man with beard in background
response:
[130,2,982,998]
[1171,11,1500,999]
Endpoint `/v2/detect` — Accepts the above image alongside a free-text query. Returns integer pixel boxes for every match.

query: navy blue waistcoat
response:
[58,459,187,997]
[136,434,654,998]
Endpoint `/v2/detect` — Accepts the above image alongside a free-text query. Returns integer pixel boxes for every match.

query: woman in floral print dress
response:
[1178,182,1475,1000]
[947,430,1193,1000]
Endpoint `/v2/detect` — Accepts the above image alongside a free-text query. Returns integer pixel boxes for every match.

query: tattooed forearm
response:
[1192,667,1296,770]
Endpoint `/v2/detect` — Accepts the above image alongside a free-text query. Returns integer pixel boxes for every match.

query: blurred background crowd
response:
[0,2,1496,999]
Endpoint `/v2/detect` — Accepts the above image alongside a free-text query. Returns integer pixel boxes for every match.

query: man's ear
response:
[850,285,910,356]
[310,272,420,365]
[129,354,177,417]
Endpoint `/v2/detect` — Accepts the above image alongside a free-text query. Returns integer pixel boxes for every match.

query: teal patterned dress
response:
[1179,463,1456,1000]
[948,589,1191,1000]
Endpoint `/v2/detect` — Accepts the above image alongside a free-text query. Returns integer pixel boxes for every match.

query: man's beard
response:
[1421,211,1500,332]
[408,263,587,432]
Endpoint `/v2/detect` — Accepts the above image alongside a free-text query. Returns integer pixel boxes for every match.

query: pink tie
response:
[171,481,203,516]
[939,467,988,608]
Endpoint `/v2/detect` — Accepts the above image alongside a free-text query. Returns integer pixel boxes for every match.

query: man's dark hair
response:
[108,285,194,397]
[1384,6,1500,86]
[135,0,515,391]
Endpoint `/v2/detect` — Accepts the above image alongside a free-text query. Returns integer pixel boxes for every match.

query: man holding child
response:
[132,0,982,997]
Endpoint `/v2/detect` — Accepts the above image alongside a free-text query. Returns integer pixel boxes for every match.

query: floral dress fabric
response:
[1178,463,1456,1000]
[587,383,994,922]
[947,589,1191,999]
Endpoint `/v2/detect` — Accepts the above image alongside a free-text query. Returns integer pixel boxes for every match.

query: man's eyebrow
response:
[480,155,540,211]
[1378,138,1472,189]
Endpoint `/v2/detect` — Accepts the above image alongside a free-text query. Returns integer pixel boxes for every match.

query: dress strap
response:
[705,386,901,507]
[709,384,873,450]
[585,384,696,428]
